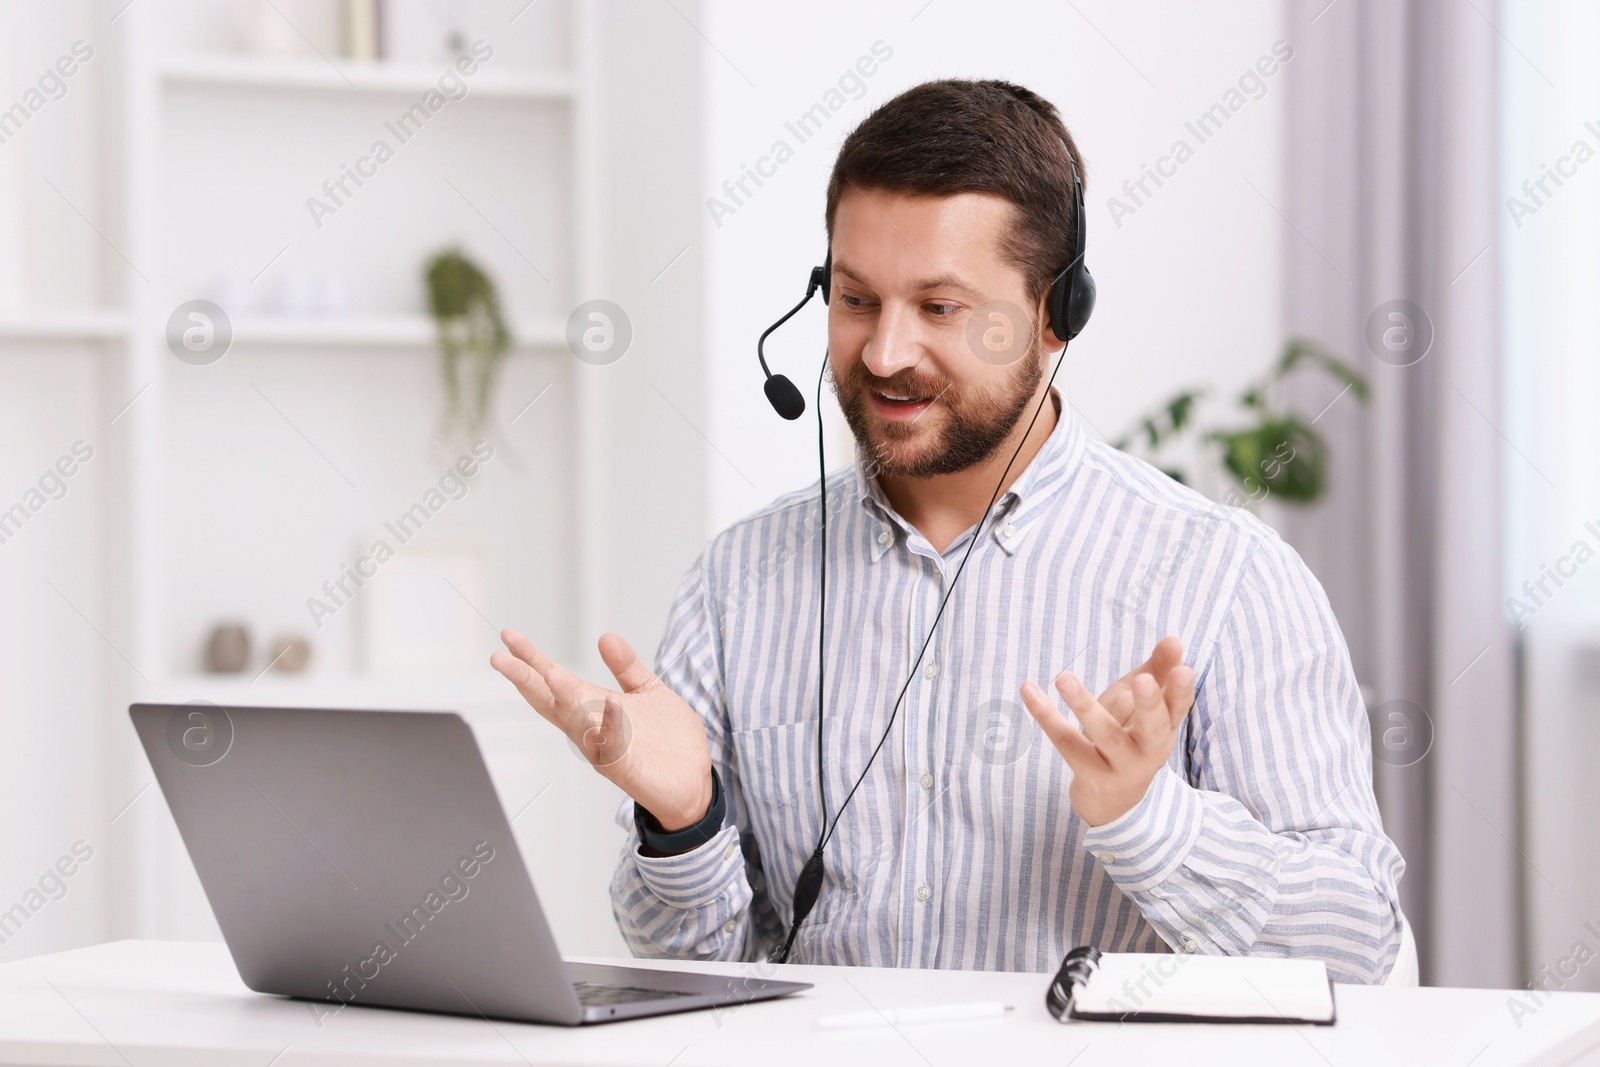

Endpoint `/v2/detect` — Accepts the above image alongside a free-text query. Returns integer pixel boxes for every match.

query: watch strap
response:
[633,767,725,854]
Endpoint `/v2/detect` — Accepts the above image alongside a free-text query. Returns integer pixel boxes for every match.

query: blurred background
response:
[0,0,1592,991]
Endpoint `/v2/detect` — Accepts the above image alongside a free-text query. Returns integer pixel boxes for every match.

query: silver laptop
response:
[129,703,809,1025]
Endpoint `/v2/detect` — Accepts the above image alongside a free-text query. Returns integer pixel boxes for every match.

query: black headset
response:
[754,153,1094,964]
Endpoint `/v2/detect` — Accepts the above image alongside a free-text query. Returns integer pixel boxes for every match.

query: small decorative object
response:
[1112,338,1370,506]
[425,247,511,439]
[235,0,339,59]
[378,0,477,63]
[344,0,379,61]
[204,623,251,673]
[267,635,312,673]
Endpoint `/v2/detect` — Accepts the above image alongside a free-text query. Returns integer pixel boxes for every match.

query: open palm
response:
[491,629,714,833]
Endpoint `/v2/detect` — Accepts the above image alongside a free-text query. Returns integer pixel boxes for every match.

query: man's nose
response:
[860,302,923,379]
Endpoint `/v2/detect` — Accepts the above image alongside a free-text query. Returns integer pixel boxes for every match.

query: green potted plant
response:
[1112,338,1370,505]
[425,247,511,439]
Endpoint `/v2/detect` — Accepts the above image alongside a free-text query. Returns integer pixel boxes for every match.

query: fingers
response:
[1054,670,1128,753]
[1120,634,1185,687]
[500,628,555,674]
[490,644,557,721]
[1124,671,1170,747]
[1164,664,1197,731]
[496,627,627,742]
[598,631,657,693]
[1144,635,1185,682]
[1020,681,1102,772]
[542,660,586,720]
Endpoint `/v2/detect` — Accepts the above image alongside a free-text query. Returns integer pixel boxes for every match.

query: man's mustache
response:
[843,367,951,399]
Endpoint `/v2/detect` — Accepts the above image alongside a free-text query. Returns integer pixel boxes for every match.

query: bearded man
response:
[492,78,1405,984]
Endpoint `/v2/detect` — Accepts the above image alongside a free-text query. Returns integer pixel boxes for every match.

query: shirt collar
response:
[852,386,1088,559]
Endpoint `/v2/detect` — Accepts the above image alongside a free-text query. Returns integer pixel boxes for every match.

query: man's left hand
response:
[1020,639,1197,827]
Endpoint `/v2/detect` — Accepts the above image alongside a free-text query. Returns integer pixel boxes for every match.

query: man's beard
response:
[829,347,1045,479]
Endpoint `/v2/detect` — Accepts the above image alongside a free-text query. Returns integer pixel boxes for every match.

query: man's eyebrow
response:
[830,261,984,299]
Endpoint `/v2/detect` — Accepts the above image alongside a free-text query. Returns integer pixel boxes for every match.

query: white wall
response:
[702,0,1287,529]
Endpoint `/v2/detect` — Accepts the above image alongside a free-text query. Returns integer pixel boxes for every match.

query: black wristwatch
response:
[633,768,725,854]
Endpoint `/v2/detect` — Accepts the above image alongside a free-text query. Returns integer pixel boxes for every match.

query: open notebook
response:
[1046,948,1337,1025]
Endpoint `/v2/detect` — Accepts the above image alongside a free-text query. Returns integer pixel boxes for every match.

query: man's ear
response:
[1036,289,1065,350]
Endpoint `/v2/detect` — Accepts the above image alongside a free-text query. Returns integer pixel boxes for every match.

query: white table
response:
[0,941,1596,1066]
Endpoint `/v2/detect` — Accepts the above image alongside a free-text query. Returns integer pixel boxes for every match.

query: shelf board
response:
[150,670,517,709]
[0,312,130,342]
[225,314,566,350]
[158,55,575,100]
[147,658,608,714]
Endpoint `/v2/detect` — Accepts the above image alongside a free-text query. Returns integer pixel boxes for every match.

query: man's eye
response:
[926,302,959,317]
[842,295,874,309]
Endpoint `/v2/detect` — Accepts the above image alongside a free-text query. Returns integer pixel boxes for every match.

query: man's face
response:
[827,188,1058,480]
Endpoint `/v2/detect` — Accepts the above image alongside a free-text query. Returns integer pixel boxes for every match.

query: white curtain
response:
[1275,0,1516,987]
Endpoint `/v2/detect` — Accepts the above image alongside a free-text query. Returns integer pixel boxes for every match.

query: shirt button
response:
[724,843,738,860]
[1181,936,1199,953]
[877,530,892,546]
[1095,852,1114,865]
[919,772,933,790]
[724,918,737,933]
[1001,523,1017,539]
[923,662,939,679]
[915,885,931,902]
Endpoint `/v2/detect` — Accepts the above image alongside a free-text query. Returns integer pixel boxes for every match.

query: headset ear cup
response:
[1067,265,1095,341]
[1048,271,1072,344]
[820,249,832,304]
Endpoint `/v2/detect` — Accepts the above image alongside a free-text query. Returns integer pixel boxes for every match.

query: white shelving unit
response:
[0,0,718,967]
[0,0,611,951]
[106,0,598,676]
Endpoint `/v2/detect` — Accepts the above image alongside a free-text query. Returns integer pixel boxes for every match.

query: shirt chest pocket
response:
[730,719,897,934]
[730,720,824,900]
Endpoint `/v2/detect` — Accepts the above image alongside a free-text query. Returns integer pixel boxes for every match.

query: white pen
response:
[815,1002,1014,1030]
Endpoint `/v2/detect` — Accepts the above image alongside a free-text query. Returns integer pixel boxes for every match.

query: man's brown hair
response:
[824,78,1085,307]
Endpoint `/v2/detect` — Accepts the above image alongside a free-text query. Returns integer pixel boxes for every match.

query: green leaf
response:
[1111,387,1209,457]
[1167,390,1200,432]
[1277,338,1371,401]
[1211,416,1329,503]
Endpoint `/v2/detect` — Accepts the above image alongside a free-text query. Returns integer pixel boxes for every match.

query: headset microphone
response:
[753,156,1091,964]
[757,261,831,420]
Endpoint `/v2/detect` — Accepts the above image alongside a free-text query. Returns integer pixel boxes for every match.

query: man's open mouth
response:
[874,390,932,406]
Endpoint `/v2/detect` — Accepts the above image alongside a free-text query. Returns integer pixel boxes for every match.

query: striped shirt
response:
[611,388,1405,983]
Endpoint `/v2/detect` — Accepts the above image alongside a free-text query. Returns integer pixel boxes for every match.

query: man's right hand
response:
[491,629,715,834]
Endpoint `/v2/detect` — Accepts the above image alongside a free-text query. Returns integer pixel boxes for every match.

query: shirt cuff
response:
[629,821,745,910]
[1080,764,1205,893]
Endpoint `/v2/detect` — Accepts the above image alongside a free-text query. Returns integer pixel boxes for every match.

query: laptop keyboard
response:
[573,980,696,1006]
